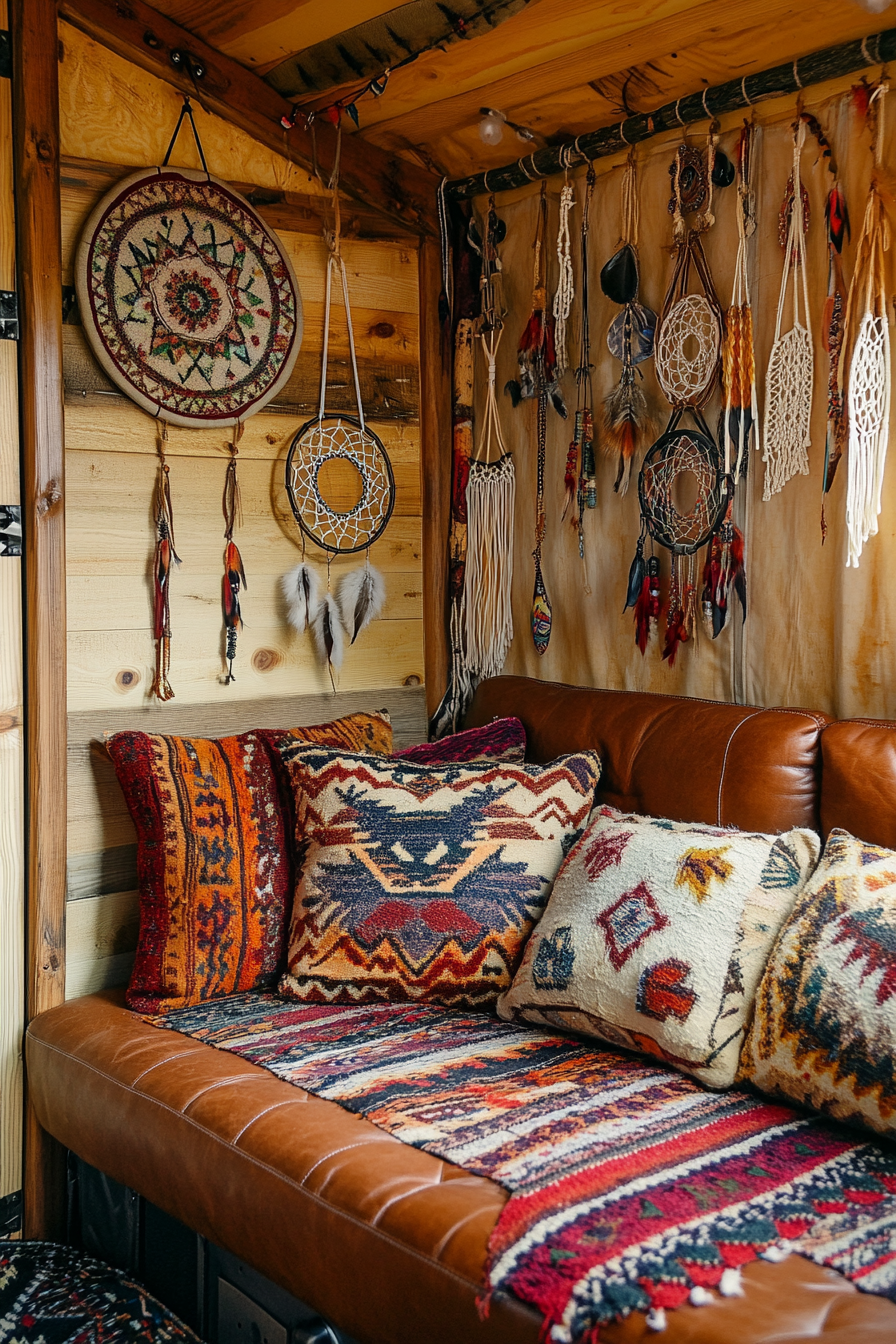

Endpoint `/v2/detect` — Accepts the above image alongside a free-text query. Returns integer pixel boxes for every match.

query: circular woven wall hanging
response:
[75,167,303,427]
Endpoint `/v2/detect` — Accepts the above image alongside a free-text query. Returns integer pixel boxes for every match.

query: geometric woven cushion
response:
[498,803,820,1088]
[394,716,526,766]
[107,711,392,1013]
[742,828,896,1135]
[275,746,601,1008]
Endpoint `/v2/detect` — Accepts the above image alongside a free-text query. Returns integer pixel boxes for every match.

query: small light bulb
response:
[478,111,505,146]
[853,0,893,11]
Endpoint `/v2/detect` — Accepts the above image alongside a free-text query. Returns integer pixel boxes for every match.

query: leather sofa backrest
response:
[466,676,828,833]
[821,719,896,845]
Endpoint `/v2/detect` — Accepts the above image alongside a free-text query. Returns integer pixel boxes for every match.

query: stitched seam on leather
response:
[130,1047,210,1087]
[29,1036,488,1292]
[231,1099,310,1144]
[716,710,762,825]
[369,1181,447,1227]
[300,1138,398,1185]
[182,1074,268,1112]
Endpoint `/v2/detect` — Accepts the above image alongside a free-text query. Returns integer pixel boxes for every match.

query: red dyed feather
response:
[661,607,689,665]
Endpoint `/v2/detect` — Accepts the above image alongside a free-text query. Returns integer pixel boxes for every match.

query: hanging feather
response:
[222,540,246,683]
[624,536,647,611]
[603,372,649,495]
[151,442,180,703]
[508,185,567,420]
[312,592,344,691]
[281,561,322,633]
[336,564,386,643]
[825,186,851,255]
[562,435,578,523]
[634,555,662,654]
[661,558,690,665]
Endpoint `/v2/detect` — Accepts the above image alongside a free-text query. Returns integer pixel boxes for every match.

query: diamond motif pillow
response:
[108,711,392,1013]
[742,828,896,1135]
[498,804,820,1088]
[394,717,526,766]
[275,746,601,1007]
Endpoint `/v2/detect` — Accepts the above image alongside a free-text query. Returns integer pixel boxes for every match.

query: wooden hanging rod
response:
[446,27,896,200]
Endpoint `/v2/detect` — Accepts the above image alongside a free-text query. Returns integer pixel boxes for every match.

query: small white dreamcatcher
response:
[281,141,393,687]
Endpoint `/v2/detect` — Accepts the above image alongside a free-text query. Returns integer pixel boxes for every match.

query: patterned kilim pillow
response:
[394,716,526,766]
[742,828,896,1135]
[498,804,820,1088]
[108,712,392,1013]
[275,746,601,1007]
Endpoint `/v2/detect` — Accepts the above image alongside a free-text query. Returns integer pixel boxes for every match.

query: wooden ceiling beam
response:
[57,0,440,237]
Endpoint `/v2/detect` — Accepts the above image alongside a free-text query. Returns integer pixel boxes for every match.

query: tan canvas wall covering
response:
[478,75,895,719]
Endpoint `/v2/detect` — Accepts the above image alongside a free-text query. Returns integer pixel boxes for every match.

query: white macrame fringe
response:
[847,311,891,567]
[464,455,515,680]
[553,182,575,376]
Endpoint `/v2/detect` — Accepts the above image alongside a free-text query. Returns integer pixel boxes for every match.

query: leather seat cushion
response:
[26,992,896,1344]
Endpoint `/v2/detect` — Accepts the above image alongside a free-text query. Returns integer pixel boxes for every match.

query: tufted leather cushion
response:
[820,718,896,846]
[466,677,827,834]
[27,992,896,1344]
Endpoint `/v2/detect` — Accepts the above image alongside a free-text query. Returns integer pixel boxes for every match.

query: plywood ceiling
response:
[149,0,889,178]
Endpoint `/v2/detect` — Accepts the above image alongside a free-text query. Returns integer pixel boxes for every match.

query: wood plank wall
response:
[0,0,26,1214]
[58,26,428,999]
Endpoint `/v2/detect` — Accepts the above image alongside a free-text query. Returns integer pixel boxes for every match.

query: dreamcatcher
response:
[221,425,246,684]
[563,164,596,579]
[464,197,515,681]
[601,151,656,495]
[843,79,892,568]
[722,122,759,484]
[763,118,813,499]
[283,143,392,689]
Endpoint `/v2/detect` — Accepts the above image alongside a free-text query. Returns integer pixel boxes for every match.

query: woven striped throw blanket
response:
[152,993,896,1340]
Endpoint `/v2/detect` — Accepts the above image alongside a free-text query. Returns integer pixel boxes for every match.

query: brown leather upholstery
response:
[466,677,828,834]
[821,718,896,845]
[27,992,896,1344]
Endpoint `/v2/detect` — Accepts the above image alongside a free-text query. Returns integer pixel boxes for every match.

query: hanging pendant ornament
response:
[633,554,663,654]
[151,425,180,702]
[283,133,393,687]
[763,118,813,499]
[602,150,656,495]
[464,196,515,681]
[531,385,552,654]
[700,501,746,638]
[843,79,892,568]
[564,164,597,584]
[505,183,567,418]
[722,122,760,484]
[221,425,247,684]
[74,97,302,428]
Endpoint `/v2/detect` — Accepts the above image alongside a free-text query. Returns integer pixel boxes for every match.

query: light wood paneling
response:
[65,889,139,1000]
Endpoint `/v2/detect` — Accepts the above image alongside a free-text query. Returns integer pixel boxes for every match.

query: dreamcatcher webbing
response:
[763,119,813,500]
[655,232,723,411]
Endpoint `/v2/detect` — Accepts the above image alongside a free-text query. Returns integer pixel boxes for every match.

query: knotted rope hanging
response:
[151,425,180,702]
[552,177,575,377]
[464,198,515,680]
[723,122,760,482]
[763,119,813,499]
[221,425,246,684]
[845,80,892,568]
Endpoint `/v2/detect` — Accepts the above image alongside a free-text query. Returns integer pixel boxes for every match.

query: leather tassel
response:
[312,592,344,692]
[336,564,386,644]
[151,453,180,703]
[282,562,322,633]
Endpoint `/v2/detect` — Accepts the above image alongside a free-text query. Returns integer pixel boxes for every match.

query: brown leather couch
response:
[27,677,896,1343]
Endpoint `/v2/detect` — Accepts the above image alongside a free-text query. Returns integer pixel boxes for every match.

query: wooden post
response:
[11,0,68,1239]
[418,236,451,723]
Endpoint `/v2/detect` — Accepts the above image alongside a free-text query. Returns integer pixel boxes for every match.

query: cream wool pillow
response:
[498,804,820,1088]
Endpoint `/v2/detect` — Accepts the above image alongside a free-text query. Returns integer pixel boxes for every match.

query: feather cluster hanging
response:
[337,564,386,643]
[281,562,321,633]
[312,592,344,691]
[151,429,180,702]
[701,506,746,638]
[506,184,567,419]
[633,555,663,654]
[221,439,246,684]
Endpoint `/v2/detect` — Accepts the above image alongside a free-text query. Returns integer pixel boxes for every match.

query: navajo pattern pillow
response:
[108,712,392,1013]
[275,746,601,1008]
[743,828,896,1136]
[498,804,820,1088]
[394,716,526,766]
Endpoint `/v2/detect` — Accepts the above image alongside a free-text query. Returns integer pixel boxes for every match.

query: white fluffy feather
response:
[281,563,321,633]
[336,564,386,643]
[311,592,344,690]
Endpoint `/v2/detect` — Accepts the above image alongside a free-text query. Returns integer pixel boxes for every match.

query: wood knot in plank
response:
[403,674,422,687]
[0,712,21,734]
[115,669,141,691]
[252,647,282,672]
[36,480,62,517]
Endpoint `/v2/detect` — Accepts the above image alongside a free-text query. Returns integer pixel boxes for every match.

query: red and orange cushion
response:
[394,716,525,766]
[107,712,392,1012]
[273,745,601,1008]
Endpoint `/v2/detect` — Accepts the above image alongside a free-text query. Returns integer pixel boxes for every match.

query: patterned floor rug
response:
[0,1242,203,1343]
[152,992,896,1342]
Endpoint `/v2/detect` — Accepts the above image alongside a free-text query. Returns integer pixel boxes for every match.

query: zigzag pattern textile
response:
[273,747,601,1007]
[152,993,896,1342]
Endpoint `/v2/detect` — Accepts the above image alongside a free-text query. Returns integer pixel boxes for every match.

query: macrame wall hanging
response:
[564,164,596,580]
[221,425,246,684]
[723,122,759,484]
[763,118,814,499]
[464,198,515,681]
[601,151,656,495]
[552,168,575,378]
[844,79,892,569]
[282,143,392,689]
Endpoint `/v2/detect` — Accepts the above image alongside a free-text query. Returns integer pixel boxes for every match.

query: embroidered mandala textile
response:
[498,804,820,1088]
[274,747,601,1007]
[75,169,302,426]
[0,1241,203,1343]
[743,827,896,1136]
[108,712,392,1012]
[151,992,896,1341]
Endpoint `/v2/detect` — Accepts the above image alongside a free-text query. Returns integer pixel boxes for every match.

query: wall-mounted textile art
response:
[75,167,303,427]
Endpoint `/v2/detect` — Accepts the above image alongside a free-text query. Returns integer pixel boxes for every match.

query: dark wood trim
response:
[418,237,450,722]
[58,0,440,238]
[11,0,68,1240]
